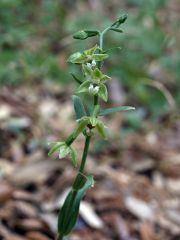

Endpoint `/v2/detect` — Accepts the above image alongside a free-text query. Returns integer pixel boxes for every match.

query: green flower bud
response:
[73,30,88,40]
[73,30,99,40]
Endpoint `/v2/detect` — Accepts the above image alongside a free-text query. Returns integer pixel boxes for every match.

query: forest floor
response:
[0,83,180,240]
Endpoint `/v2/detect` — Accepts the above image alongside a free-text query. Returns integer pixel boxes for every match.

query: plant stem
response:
[96,28,108,105]
[99,26,110,50]
[94,95,98,105]
[78,27,106,180]
[57,234,63,240]
[79,135,91,173]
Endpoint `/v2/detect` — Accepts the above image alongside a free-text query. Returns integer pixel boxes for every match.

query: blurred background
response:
[0,0,180,239]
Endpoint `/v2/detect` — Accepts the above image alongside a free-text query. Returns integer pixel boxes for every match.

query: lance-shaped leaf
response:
[73,173,87,191]
[98,83,108,102]
[58,175,94,237]
[93,54,109,62]
[71,73,82,84]
[72,95,86,120]
[103,46,122,53]
[99,106,135,116]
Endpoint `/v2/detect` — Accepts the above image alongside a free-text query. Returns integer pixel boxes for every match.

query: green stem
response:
[96,28,108,105]
[94,95,98,105]
[79,135,91,173]
[99,26,110,50]
[57,234,63,240]
[65,134,76,146]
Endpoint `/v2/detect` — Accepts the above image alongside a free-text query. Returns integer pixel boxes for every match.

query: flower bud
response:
[73,30,88,40]
[73,30,99,40]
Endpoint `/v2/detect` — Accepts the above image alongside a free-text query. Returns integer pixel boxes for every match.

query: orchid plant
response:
[48,14,135,240]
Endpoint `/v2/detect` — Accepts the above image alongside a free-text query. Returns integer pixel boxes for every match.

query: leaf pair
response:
[58,175,94,237]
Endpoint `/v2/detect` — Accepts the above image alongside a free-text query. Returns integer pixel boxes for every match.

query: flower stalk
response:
[48,14,134,239]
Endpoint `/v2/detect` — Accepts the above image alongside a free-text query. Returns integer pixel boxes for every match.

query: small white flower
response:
[88,84,99,95]
[91,59,96,67]
[94,86,100,93]
[86,63,92,68]
[87,60,96,69]
[88,84,94,90]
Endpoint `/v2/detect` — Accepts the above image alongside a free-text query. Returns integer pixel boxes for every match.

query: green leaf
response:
[100,74,111,83]
[72,95,86,120]
[96,121,107,139]
[69,147,77,166]
[110,28,123,33]
[98,84,108,102]
[99,106,135,116]
[93,54,109,61]
[77,80,91,93]
[48,142,64,156]
[67,52,87,64]
[103,47,122,53]
[58,175,94,236]
[73,173,87,191]
[71,73,82,84]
